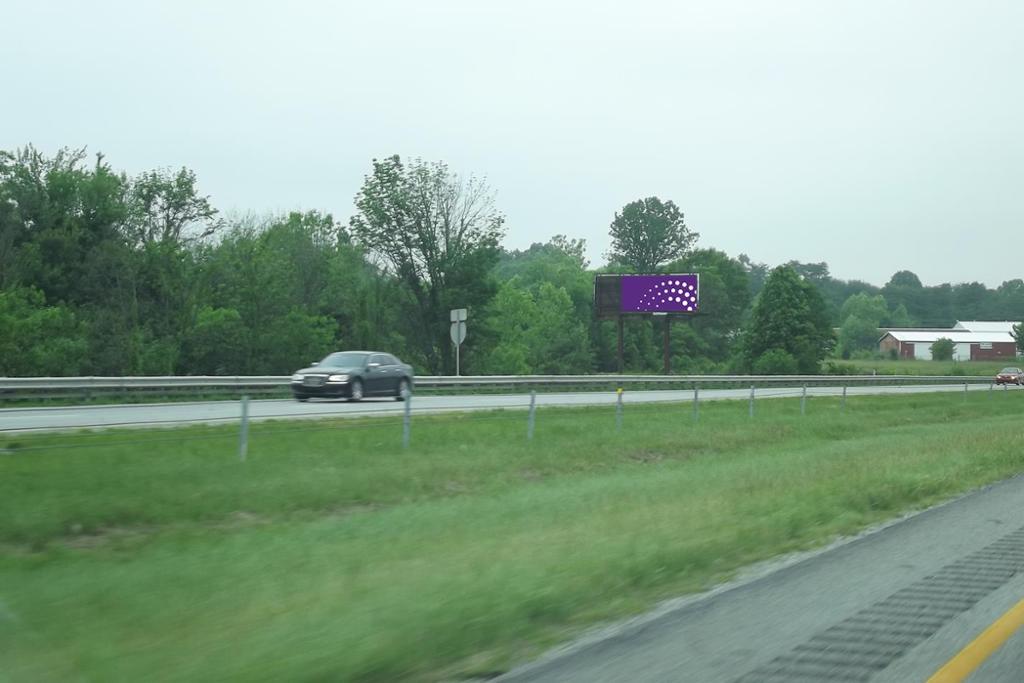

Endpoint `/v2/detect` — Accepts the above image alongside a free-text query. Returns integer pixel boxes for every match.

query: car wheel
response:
[349,379,364,402]
[395,378,410,401]
[295,396,309,402]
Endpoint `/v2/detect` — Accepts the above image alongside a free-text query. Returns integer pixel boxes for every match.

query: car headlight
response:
[291,374,304,382]
[328,374,349,382]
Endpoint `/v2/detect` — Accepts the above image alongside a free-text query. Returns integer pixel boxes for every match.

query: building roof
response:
[880,327,954,333]
[954,321,1021,333]
[883,330,1015,344]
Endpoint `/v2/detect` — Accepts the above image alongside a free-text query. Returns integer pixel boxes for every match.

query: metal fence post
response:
[841,385,847,413]
[693,385,700,422]
[964,382,968,402]
[749,385,755,418]
[801,383,807,416]
[616,388,623,431]
[990,382,994,400]
[238,395,250,462]
[402,394,412,448]
[527,390,536,441]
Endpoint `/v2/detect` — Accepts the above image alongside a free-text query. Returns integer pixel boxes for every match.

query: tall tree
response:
[123,168,222,247]
[606,197,697,272]
[836,293,888,358]
[350,155,505,373]
[839,292,888,325]
[738,266,834,373]
[0,146,127,306]
[665,249,750,362]
[494,235,592,322]
[951,282,992,322]
[737,253,769,298]
[996,280,1024,322]
[478,279,592,375]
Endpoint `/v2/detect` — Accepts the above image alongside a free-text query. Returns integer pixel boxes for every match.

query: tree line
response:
[2,146,1022,377]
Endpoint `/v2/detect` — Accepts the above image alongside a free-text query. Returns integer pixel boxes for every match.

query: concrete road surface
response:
[0,382,1009,433]
[496,475,1024,683]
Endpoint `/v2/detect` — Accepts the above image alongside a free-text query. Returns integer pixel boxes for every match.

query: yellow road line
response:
[927,598,1024,682]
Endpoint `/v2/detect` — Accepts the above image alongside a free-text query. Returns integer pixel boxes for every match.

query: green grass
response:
[828,358,1018,376]
[2,391,1024,681]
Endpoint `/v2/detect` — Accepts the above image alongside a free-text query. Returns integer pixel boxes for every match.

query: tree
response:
[0,146,127,306]
[882,270,942,326]
[737,253,768,298]
[996,280,1024,322]
[665,249,750,362]
[839,293,888,326]
[350,155,505,374]
[182,306,248,375]
[606,197,697,272]
[837,293,888,357]
[0,287,87,375]
[785,260,830,285]
[837,316,882,359]
[494,235,592,320]
[123,168,222,248]
[951,282,992,322]
[886,303,913,327]
[738,266,834,374]
[887,270,923,289]
[931,337,954,361]
[1012,323,1024,354]
[478,279,592,375]
[753,348,799,375]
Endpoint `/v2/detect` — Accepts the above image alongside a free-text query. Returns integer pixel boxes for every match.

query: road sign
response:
[450,308,468,322]
[450,321,467,345]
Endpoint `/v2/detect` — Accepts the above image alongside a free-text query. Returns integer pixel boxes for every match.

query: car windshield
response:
[1000,367,1021,373]
[319,352,369,368]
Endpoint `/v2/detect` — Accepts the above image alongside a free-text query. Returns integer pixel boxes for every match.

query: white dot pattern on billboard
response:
[618,274,699,313]
[637,280,696,312]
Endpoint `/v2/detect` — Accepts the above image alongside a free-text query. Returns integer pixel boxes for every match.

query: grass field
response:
[2,390,1024,681]
[828,358,1019,376]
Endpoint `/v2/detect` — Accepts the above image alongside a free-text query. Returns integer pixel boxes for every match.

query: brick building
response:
[878,321,1020,361]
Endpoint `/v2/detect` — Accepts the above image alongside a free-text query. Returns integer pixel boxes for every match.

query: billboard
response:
[594,274,699,318]
[622,274,699,313]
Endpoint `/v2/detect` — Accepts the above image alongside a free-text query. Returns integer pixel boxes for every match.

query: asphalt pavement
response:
[0,382,1008,432]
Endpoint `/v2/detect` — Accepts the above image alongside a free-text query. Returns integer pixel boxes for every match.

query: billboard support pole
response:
[617,315,624,374]
[663,316,671,375]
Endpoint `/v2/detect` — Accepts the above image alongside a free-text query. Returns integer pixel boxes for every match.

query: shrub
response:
[931,338,955,362]
[753,348,800,375]
[823,361,859,376]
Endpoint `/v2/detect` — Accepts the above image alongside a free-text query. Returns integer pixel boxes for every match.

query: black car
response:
[291,351,414,401]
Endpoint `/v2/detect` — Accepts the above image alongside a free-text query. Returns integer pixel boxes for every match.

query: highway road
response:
[496,474,1024,683]
[0,382,1010,433]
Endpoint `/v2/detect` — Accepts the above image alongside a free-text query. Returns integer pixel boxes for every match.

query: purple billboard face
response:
[621,274,699,313]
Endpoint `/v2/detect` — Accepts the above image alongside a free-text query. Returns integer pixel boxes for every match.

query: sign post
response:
[450,308,468,376]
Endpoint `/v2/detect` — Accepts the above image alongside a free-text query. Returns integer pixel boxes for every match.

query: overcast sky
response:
[3,1,1022,287]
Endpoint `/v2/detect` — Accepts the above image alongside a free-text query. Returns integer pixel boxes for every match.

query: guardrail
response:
[0,374,998,404]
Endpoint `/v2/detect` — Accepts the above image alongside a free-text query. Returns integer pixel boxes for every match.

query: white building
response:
[878,321,1020,361]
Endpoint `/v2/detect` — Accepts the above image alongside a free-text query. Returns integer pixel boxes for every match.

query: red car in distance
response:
[995,367,1024,385]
